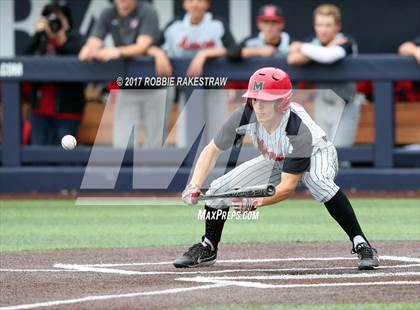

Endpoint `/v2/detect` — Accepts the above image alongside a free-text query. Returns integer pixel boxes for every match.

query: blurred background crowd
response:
[0,0,419,167]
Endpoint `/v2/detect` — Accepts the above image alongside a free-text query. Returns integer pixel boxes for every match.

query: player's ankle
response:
[352,235,368,249]
[203,237,216,251]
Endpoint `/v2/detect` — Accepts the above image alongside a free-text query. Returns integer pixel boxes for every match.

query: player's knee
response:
[306,178,339,203]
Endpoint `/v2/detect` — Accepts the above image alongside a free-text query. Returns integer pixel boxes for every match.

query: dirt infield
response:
[1,241,419,309]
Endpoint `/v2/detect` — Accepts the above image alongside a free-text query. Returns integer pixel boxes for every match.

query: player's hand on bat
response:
[182,183,202,205]
[231,197,260,213]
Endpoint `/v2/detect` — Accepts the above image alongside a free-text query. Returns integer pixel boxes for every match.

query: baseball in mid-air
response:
[61,135,77,150]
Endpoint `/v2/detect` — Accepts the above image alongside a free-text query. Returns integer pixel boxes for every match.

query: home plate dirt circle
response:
[1,241,419,310]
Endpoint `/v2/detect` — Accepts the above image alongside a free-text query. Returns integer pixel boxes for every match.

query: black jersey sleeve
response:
[213,104,255,150]
[282,112,313,174]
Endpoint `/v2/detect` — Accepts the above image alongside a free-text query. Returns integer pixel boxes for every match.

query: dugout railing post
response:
[1,81,20,166]
[373,81,395,168]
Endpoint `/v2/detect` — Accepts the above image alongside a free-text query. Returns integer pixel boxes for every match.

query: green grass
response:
[0,199,419,252]
[180,303,420,310]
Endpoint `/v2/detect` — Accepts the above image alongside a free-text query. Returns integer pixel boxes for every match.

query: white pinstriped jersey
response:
[211,102,340,203]
[159,12,235,58]
[215,102,328,174]
[239,103,327,161]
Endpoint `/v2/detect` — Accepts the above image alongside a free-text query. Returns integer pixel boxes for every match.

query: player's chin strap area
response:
[274,97,291,113]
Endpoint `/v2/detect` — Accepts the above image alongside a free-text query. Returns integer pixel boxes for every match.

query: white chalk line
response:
[53,264,145,275]
[81,257,356,267]
[0,283,228,310]
[381,255,420,263]
[177,278,420,289]
[51,263,420,276]
[2,255,417,274]
[75,197,185,206]
[2,256,420,309]
[77,255,420,267]
[177,271,420,281]
[0,269,86,273]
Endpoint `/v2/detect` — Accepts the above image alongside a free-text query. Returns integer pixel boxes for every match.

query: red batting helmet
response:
[242,67,293,112]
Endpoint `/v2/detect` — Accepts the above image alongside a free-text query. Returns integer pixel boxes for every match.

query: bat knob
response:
[266,184,276,196]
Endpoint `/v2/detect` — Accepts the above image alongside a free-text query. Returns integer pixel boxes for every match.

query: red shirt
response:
[30,38,82,120]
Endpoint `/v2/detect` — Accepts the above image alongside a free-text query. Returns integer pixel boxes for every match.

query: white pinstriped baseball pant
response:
[205,143,340,207]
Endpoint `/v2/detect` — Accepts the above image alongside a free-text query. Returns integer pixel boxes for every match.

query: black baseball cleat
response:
[173,242,217,268]
[354,242,380,270]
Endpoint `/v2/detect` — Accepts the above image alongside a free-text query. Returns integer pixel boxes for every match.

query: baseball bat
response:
[198,184,276,200]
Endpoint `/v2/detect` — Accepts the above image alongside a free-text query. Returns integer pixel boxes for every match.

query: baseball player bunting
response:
[176,67,379,270]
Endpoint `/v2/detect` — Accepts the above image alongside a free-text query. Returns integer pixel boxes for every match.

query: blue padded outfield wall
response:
[0,56,419,192]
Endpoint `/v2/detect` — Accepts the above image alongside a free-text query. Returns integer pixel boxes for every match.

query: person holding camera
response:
[24,3,85,145]
[79,0,171,148]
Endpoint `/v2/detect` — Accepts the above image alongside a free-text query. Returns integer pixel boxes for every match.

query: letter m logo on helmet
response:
[253,81,264,91]
[243,67,293,113]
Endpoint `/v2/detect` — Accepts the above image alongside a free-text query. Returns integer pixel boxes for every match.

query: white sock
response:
[203,237,215,251]
[353,235,367,248]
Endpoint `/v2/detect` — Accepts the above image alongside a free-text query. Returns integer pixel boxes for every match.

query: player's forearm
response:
[300,44,346,64]
[199,48,227,60]
[241,47,264,58]
[190,143,221,187]
[259,172,302,206]
[259,183,295,206]
[287,51,312,65]
[79,37,103,61]
[85,37,102,50]
[119,43,150,57]
[80,37,102,55]
[118,36,153,58]
[146,46,165,57]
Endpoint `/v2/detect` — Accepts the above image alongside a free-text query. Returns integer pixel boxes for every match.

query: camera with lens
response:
[46,13,62,33]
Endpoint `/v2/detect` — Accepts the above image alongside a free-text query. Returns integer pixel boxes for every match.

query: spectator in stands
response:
[24,3,85,145]
[228,4,291,61]
[358,37,420,104]
[79,0,171,148]
[287,4,364,167]
[152,0,236,146]
[224,4,291,113]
